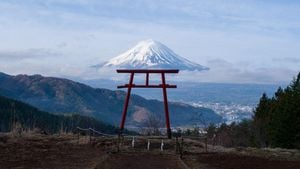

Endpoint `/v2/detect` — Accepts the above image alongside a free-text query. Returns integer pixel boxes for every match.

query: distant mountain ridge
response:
[0,72,221,127]
[96,39,209,71]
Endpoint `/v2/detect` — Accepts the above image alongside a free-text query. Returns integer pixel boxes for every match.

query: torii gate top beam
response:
[117,69,179,74]
[117,69,179,89]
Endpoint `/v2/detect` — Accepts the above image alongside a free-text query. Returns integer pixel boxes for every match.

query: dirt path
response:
[95,152,187,169]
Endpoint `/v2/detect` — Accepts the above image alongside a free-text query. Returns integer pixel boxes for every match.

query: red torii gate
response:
[117,69,179,139]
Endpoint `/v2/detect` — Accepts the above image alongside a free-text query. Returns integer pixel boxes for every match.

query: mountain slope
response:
[0,95,121,134]
[0,72,221,126]
[98,39,209,71]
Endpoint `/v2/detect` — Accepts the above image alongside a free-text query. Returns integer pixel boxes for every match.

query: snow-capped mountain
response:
[98,39,209,71]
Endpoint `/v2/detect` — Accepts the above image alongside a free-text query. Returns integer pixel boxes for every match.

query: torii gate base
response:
[117,69,179,139]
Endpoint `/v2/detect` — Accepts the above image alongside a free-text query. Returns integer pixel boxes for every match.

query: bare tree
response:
[142,113,164,136]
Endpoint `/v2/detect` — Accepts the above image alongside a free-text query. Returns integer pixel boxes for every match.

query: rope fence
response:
[76,126,208,158]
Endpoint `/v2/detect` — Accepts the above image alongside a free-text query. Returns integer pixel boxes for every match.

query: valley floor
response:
[0,133,299,169]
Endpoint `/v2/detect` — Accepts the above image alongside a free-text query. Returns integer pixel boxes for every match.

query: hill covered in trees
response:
[0,72,221,126]
[0,95,122,134]
[207,72,300,149]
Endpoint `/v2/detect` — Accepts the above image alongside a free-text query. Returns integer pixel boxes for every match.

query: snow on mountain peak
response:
[99,39,209,71]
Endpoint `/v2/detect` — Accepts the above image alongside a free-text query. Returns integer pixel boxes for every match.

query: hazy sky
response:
[0,0,299,84]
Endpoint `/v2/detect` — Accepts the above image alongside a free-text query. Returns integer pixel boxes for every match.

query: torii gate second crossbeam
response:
[117,69,179,139]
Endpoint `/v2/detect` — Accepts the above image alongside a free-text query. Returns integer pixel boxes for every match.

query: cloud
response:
[171,59,298,84]
[272,57,300,63]
[0,48,87,77]
[1,0,300,34]
[0,48,62,61]
[76,58,298,85]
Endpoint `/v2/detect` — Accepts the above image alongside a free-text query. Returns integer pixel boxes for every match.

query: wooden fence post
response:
[175,136,179,154]
[161,139,164,151]
[180,137,184,158]
[147,139,150,151]
[89,129,91,144]
[77,131,80,144]
[132,136,135,148]
[205,137,208,152]
[117,134,120,152]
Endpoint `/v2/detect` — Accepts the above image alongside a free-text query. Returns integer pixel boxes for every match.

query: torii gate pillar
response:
[117,69,179,139]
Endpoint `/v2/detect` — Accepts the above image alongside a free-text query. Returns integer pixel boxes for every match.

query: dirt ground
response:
[1,134,300,169]
[183,152,300,169]
[0,134,105,169]
[95,152,186,169]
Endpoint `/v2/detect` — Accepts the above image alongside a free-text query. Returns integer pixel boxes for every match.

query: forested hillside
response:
[0,72,221,126]
[0,95,120,134]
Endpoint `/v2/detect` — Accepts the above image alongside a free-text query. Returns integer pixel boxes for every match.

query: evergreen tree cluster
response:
[207,72,300,149]
[253,72,300,149]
